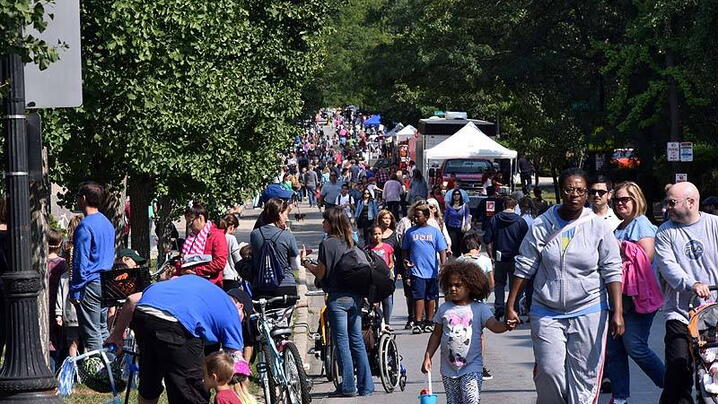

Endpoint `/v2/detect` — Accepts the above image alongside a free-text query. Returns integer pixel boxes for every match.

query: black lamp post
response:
[0,51,61,401]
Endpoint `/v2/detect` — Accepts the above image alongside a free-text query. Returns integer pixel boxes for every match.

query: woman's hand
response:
[610,311,625,337]
[56,316,63,327]
[300,244,307,261]
[421,356,432,374]
[505,308,520,330]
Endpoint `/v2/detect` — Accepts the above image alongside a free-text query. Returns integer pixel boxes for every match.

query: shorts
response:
[131,310,209,403]
[411,276,439,300]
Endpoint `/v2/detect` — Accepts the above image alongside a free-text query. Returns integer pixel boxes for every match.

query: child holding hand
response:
[421,260,515,404]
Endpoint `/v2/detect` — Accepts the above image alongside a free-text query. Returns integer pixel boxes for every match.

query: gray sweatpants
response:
[531,310,608,404]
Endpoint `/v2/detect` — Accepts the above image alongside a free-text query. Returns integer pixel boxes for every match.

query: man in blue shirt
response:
[71,182,115,351]
[117,275,244,404]
[402,204,447,334]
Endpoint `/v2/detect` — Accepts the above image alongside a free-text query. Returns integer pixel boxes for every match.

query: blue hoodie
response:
[482,211,529,261]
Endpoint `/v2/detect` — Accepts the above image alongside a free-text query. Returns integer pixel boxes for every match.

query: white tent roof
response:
[395,124,416,140]
[425,122,517,160]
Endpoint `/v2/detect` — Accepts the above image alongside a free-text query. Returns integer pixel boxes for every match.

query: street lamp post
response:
[0,51,61,401]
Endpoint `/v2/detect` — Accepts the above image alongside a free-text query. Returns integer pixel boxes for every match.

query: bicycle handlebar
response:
[252,295,300,306]
[689,285,718,310]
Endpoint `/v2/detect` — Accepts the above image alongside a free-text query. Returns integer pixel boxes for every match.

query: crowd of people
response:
[2,107,718,404]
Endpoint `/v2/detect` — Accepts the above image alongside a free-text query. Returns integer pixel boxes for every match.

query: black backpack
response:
[335,246,395,303]
[253,228,285,290]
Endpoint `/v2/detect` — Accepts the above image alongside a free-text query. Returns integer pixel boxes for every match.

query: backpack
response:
[334,246,395,303]
[253,228,285,290]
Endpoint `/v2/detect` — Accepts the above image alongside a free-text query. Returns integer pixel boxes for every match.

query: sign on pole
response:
[680,142,693,162]
[24,0,83,108]
[667,142,680,162]
[595,153,605,171]
[676,173,688,183]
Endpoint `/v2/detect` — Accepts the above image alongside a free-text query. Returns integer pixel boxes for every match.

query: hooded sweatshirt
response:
[482,211,529,262]
[514,206,622,315]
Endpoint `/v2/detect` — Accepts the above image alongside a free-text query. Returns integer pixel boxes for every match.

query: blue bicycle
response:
[253,295,311,404]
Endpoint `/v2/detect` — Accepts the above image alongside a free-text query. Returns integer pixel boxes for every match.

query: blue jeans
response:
[307,186,317,206]
[605,309,665,399]
[381,295,393,325]
[327,293,374,395]
[77,279,109,351]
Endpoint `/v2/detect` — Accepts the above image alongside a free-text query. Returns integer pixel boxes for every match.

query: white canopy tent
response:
[424,122,519,190]
[394,124,417,141]
[425,122,517,160]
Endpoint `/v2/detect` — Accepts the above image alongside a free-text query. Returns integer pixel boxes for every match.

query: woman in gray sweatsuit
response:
[506,168,624,404]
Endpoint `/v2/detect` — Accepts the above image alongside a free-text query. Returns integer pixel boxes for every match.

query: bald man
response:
[656,181,718,403]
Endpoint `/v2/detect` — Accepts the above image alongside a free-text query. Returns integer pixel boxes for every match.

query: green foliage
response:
[42,0,336,216]
[0,0,62,70]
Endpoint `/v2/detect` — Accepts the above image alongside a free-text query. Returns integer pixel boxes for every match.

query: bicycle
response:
[253,295,311,404]
[306,290,336,383]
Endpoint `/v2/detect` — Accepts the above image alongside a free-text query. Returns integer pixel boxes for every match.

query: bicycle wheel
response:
[331,344,342,390]
[378,333,400,393]
[323,321,334,382]
[283,342,311,404]
[261,343,283,404]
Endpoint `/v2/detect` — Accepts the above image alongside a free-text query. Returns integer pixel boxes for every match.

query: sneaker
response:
[601,378,612,394]
[482,367,493,381]
[422,321,434,333]
[412,325,423,335]
[405,321,414,330]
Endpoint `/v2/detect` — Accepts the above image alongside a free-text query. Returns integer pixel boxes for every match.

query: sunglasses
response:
[663,198,689,208]
[562,187,587,196]
[612,196,632,205]
[588,189,608,197]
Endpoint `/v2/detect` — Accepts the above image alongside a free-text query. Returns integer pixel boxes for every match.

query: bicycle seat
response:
[270,327,293,337]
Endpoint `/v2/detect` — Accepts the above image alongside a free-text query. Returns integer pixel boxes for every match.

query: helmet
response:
[77,353,126,393]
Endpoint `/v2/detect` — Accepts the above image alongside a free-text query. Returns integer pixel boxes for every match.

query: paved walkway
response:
[237,201,666,403]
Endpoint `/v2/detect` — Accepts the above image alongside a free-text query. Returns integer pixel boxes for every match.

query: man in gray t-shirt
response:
[656,181,718,402]
[320,172,343,209]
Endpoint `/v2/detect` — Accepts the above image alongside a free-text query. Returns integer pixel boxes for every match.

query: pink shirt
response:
[214,389,242,404]
[371,243,394,268]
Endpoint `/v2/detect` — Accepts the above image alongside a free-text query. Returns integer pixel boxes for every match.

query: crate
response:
[100,267,152,307]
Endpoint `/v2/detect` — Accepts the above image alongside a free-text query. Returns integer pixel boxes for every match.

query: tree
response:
[42,0,337,259]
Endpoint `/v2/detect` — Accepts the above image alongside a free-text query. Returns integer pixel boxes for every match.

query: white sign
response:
[675,173,688,183]
[24,0,83,108]
[667,142,680,162]
[680,142,693,162]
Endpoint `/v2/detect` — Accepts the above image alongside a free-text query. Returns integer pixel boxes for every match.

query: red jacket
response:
[193,225,228,287]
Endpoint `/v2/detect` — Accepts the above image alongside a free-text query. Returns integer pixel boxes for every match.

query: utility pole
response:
[0,50,61,402]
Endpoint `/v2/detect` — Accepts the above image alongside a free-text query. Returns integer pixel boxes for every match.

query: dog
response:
[294,213,306,222]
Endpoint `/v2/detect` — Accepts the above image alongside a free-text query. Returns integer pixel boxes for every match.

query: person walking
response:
[426,198,452,255]
[421,260,510,404]
[505,168,624,404]
[320,171,343,209]
[304,208,375,397]
[604,181,665,404]
[355,188,379,244]
[303,164,319,207]
[379,209,414,328]
[445,189,471,257]
[589,175,622,231]
[656,181,718,403]
[382,173,403,219]
[482,196,528,321]
[71,182,116,352]
[518,155,534,194]
[402,204,448,334]
[409,170,429,203]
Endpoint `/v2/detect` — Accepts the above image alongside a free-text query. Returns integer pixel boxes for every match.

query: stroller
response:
[688,286,718,403]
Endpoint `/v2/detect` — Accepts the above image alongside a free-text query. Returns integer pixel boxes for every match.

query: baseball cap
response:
[227,288,253,314]
[116,248,147,264]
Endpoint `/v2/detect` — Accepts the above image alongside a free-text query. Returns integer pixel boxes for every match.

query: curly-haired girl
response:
[421,260,512,404]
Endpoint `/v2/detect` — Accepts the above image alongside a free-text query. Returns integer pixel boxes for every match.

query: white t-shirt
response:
[336,194,354,218]
[596,208,622,231]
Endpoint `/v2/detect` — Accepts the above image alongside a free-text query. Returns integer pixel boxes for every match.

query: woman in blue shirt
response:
[355,189,379,245]
[604,181,665,403]
[444,189,470,257]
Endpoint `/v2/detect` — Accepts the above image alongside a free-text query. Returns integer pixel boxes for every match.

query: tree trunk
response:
[154,196,178,268]
[551,164,560,202]
[666,49,682,179]
[128,175,154,261]
[30,147,50,368]
[101,185,127,250]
